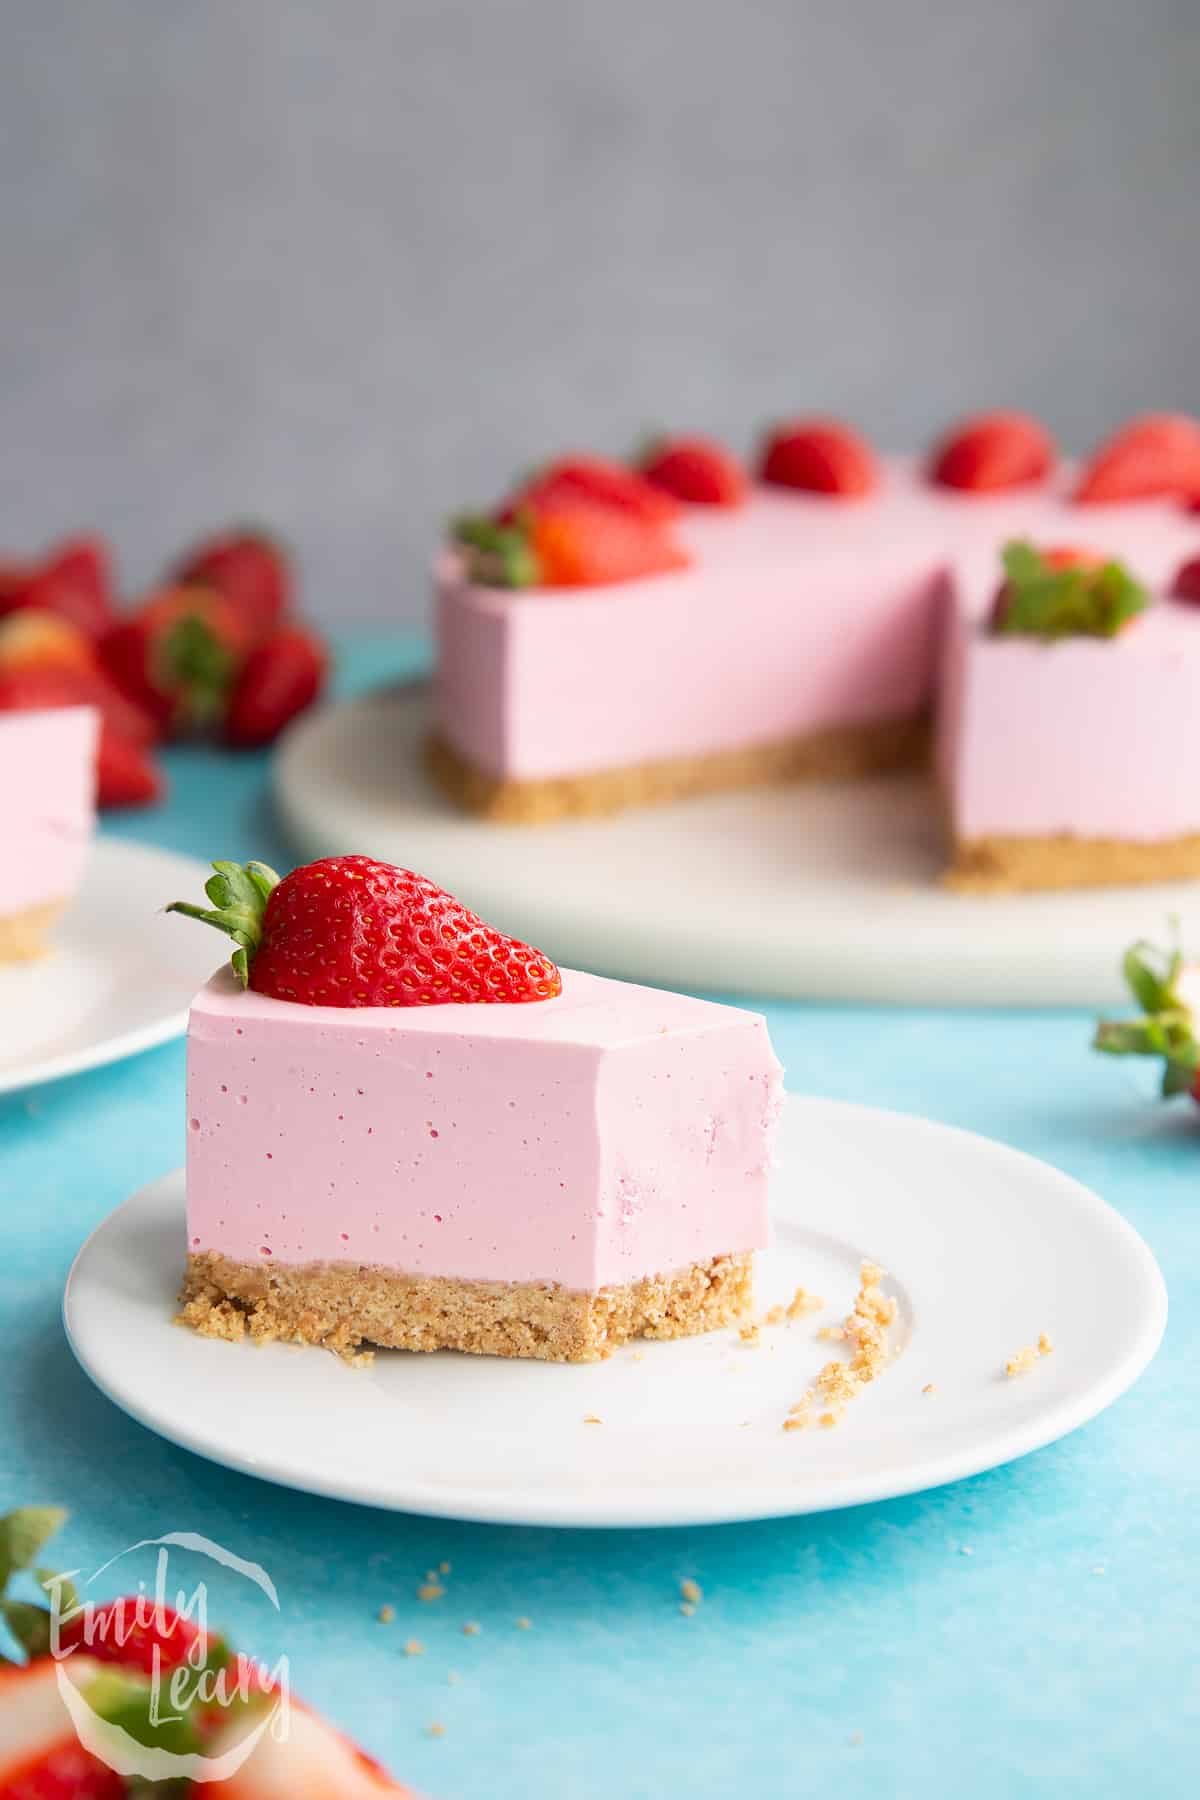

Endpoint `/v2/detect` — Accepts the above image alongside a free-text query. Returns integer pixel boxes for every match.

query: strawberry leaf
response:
[995,541,1148,640]
[166,859,280,988]
[0,1506,67,1589]
[450,513,541,588]
[2,1598,52,1659]
[1123,945,1169,1015]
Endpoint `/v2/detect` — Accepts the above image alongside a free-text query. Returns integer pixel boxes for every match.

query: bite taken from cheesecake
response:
[170,855,782,1362]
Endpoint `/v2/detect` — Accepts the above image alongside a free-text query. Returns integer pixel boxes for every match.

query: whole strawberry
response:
[453,503,689,588]
[174,527,291,641]
[1093,939,1200,1102]
[224,625,327,748]
[99,586,252,736]
[168,856,563,1006]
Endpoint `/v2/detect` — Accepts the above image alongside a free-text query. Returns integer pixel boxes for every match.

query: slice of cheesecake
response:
[172,856,781,1362]
[0,706,97,961]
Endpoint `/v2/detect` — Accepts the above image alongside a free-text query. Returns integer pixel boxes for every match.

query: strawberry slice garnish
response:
[990,540,1146,638]
[928,410,1055,492]
[453,503,689,589]
[1094,939,1200,1103]
[168,856,563,1006]
[638,435,748,507]
[499,454,678,524]
[223,625,327,748]
[174,528,291,641]
[1073,413,1200,504]
[758,419,879,497]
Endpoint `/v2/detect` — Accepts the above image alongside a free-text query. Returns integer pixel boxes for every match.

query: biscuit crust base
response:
[0,900,64,962]
[426,719,928,825]
[179,1249,754,1363]
[944,832,1200,894]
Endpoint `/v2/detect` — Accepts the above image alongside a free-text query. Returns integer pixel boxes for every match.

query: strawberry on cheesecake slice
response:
[0,704,98,961]
[170,856,781,1362]
[938,540,1200,890]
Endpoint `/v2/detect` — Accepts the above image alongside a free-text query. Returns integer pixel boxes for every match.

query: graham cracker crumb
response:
[404,1639,423,1656]
[849,1731,865,1747]
[438,1561,451,1575]
[739,1323,760,1346]
[1038,1333,1054,1356]
[447,1671,460,1685]
[680,1579,702,1606]
[462,1621,481,1636]
[1093,1565,1106,1576]
[786,1286,825,1320]
[679,1602,696,1617]
[786,1261,897,1432]
[1005,1345,1039,1378]
[762,1304,786,1328]
[427,1722,445,1739]
[418,1582,445,1603]
[424,1569,438,1582]
[377,1604,395,1624]
[515,1616,531,1630]
[583,1413,603,1424]
[922,1382,936,1395]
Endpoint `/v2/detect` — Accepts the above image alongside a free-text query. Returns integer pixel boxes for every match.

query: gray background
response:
[1,0,1197,626]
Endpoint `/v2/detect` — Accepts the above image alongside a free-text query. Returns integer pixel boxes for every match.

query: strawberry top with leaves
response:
[1093,940,1200,1102]
[168,856,563,1006]
[990,541,1148,639]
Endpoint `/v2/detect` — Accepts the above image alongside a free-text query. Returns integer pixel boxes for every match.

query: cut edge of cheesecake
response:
[178,1248,755,1364]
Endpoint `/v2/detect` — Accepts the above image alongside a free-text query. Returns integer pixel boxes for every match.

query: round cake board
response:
[272,683,1198,1007]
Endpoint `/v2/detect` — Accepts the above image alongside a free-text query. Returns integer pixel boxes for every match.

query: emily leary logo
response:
[42,1531,290,1784]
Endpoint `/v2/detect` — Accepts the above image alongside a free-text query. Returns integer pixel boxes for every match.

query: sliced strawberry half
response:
[0,1659,124,1800]
[499,454,679,524]
[638,435,747,507]
[928,410,1056,493]
[759,419,879,497]
[453,502,689,589]
[209,1697,418,1797]
[1073,413,1200,504]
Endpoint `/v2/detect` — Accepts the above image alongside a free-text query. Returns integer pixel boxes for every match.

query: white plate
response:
[0,839,219,1095]
[274,684,1200,1007]
[63,1097,1165,1528]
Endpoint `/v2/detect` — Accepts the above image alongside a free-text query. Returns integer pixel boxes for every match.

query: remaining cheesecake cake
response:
[428,413,1200,892]
[0,705,97,961]
[939,544,1200,891]
[171,856,781,1362]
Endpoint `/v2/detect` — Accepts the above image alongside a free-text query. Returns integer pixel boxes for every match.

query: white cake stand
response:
[272,682,1200,1006]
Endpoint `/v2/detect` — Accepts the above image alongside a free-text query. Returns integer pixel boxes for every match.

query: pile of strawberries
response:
[0,529,327,808]
[452,411,1200,590]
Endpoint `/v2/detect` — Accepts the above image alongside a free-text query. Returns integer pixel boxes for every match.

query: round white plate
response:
[274,684,1200,1007]
[64,1096,1165,1529]
[0,839,219,1095]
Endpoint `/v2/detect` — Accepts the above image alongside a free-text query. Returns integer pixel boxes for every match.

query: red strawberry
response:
[1169,553,1200,603]
[454,504,689,589]
[759,419,879,497]
[224,626,327,748]
[500,454,679,524]
[639,435,748,507]
[928,411,1055,492]
[0,664,157,751]
[0,536,115,639]
[57,1600,205,1676]
[0,612,96,677]
[174,529,291,641]
[99,586,253,736]
[1074,413,1200,504]
[168,856,563,1006]
[1094,939,1200,1102]
[93,731,162,810]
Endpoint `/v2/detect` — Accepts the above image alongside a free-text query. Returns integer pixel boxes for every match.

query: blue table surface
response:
[2,634,1196,1800]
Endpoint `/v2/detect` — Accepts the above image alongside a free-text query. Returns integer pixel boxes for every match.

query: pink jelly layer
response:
[0,707,98,914]
[938,576,1200,841]
[433,459,1200,781]
[186,967,782,1290]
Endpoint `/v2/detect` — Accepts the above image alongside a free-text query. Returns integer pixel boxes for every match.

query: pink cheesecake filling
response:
[434,459,1200,782]
[0,706,98,914]
[939,573,1200,841]
[186,967,782,1291]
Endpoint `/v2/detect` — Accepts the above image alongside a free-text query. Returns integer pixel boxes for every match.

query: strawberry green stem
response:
[996,541,1148,639]
[450,512,541,588]
[1093,939,1200,1097]
[167,859,280,987]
